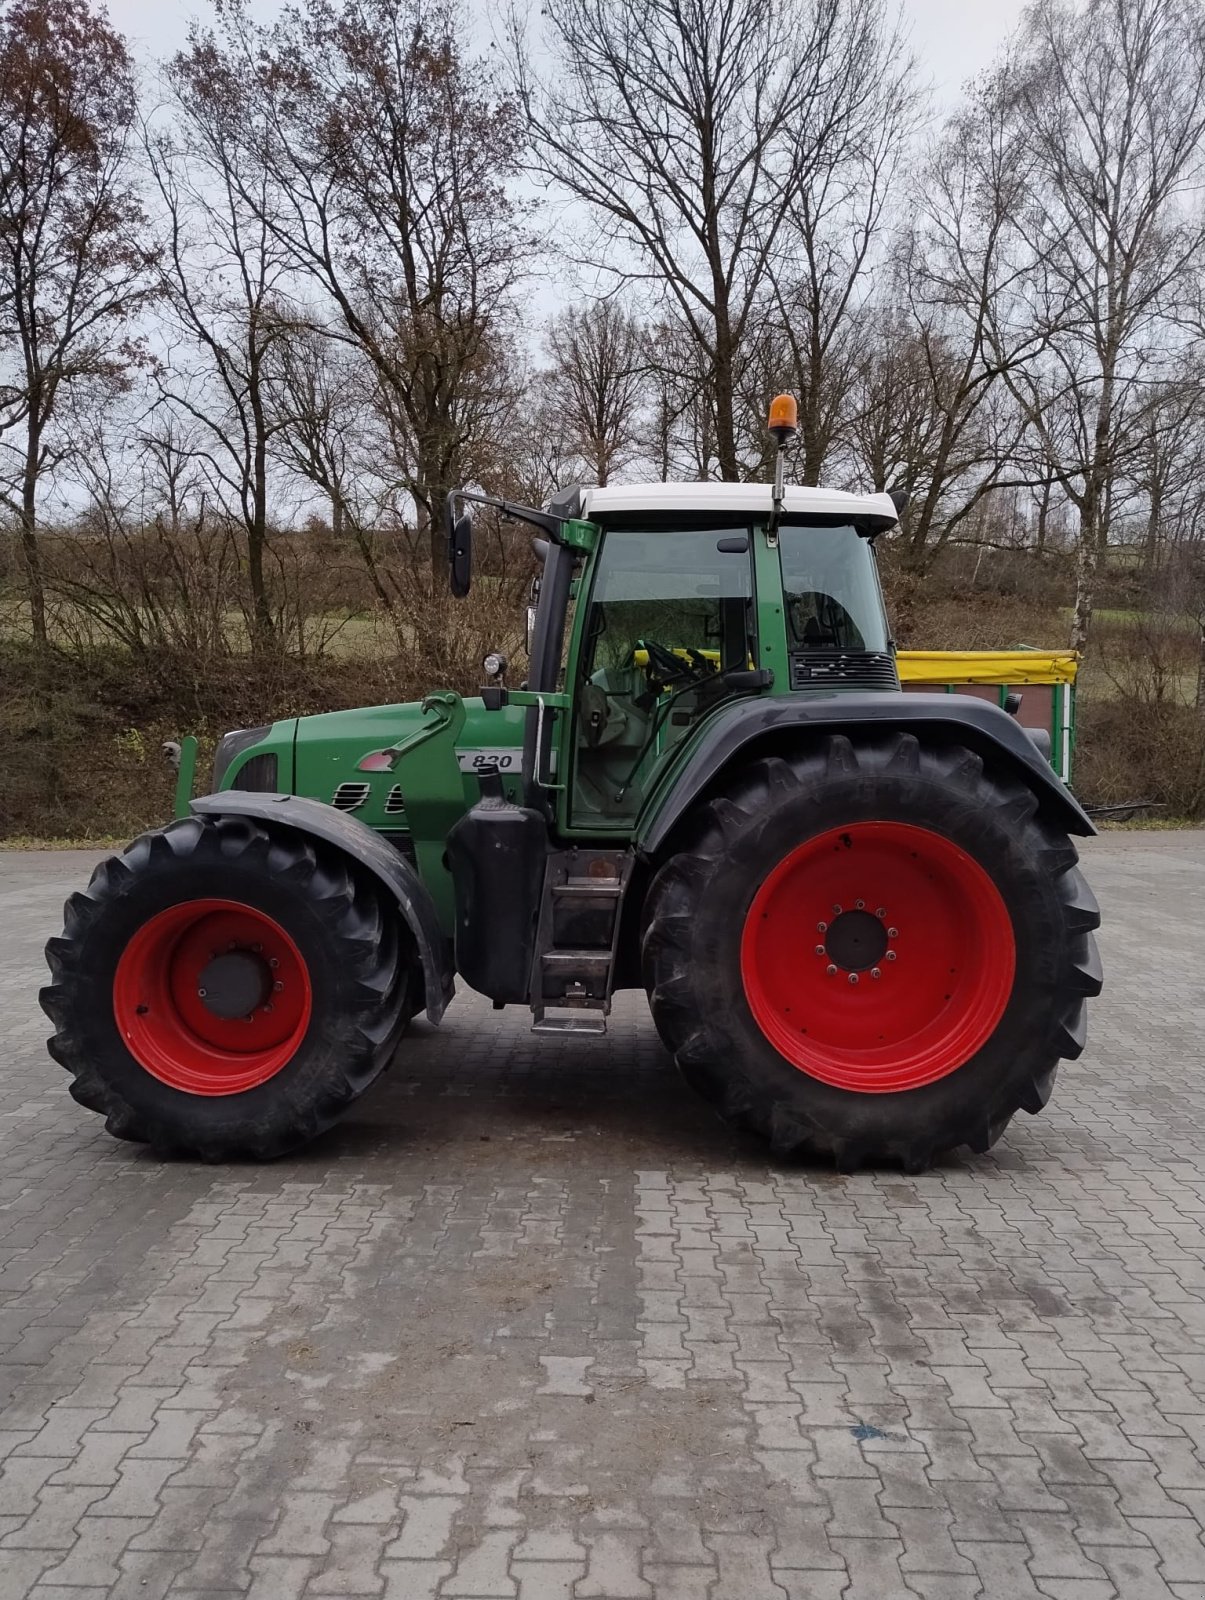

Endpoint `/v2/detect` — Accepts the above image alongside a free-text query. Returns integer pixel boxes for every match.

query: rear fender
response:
[637,692,1095,856]
[191,792,453,1022]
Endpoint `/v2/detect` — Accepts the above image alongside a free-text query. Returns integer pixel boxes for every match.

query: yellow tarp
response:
[896,650,1078,686]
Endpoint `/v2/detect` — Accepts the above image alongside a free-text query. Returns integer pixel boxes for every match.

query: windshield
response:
[779,524,889,653]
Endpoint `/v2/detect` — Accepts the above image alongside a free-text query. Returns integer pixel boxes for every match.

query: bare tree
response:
[498,373,582,504]
[544,300,646,485]
[770,0,922,485]
[189,0,531,575]
[997,0,1205,652]
[642,322,694,483]
[144,34,303,648]
[516,0,875,482]
[0,0,152,643]
[268,325,409,632]
[867,75,1053,586]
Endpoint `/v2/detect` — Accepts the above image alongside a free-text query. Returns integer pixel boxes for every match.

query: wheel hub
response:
[112,899,311,1096]
[740,821,1016,1093]
[824,909,888,973]
[197,950,273,1020]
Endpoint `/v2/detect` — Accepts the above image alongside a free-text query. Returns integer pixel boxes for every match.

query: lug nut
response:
[871,967,881,979]
[814,944,825,956]
[252,942,262,953]
[885,950,897,962]
[197,987,207,999]
[826,964,838,977]
[817,921,827,933]
[855,899,865,910]
[848,972,859,985]
[269,958,279,969]
[876,906,887,918]
[273,980,284,992]
[887,927,899,938]
[263,1002,274,1014]
[832,904,843,915]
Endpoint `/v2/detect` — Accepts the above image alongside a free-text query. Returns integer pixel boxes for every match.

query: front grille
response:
[789,651,900,691]
[385,784,406,815]
[230,752,277,792]
[332,781,371,812]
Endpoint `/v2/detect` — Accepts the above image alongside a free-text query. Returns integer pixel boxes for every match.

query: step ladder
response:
[530,850,633,1037]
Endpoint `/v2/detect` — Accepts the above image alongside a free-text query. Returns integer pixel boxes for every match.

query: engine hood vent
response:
[332,781,371,812]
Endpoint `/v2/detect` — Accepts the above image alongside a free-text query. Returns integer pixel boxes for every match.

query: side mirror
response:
[445,492,473,597]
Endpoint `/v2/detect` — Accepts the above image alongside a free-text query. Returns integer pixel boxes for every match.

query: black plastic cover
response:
[640,690,1095,854]
[212,725,270,789]
[446,790,548,1003]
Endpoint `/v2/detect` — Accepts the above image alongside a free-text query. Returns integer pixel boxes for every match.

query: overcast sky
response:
[106,0,1027,102]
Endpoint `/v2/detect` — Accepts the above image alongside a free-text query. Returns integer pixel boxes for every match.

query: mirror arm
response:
[450,489,568,543]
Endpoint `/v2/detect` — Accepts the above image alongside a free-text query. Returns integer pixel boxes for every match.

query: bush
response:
[1076,698,1205,818]
[1074,610,1205,820]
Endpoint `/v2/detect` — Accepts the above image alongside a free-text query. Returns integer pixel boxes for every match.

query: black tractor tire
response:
[641,733,1102,1171]
[41,813,413,1160]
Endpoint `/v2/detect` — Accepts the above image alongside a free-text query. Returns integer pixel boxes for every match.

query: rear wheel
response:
[642,734,1101,1169]
[41,814,412,1160]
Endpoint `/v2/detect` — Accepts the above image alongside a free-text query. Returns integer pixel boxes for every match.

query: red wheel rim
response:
[112,899,312,1095]
[740,822,1015,1093]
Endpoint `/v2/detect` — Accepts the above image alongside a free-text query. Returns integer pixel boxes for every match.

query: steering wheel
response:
[637,637,715,686]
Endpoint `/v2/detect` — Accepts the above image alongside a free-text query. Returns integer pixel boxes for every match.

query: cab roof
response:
[579,481,899,523]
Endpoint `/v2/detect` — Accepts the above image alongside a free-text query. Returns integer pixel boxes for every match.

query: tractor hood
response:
[289,695,527,828]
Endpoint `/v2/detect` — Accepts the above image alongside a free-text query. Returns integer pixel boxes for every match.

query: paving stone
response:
[1,838,1204,1600]
[441,1529,519,1595]
[511,1560,583,1599]
[577,1530,652,1597]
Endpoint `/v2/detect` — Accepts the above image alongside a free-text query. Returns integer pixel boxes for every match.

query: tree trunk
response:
[1069,505,1099,654]
[1196,616,1205,719]
[1073,369,1115,655]
[248,383,274,650]
[1035,479,1050,555]
[711,305,739,481]
[247,493,273,650]
[20,424,47,647]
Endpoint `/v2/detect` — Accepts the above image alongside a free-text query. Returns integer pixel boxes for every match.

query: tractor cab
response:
[564,488,900,827]
[450,475,901,839]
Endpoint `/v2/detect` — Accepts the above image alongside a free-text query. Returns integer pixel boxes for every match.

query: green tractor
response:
[42,398,1101,1169]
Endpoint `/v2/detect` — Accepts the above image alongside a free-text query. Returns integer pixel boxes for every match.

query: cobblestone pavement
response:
[1,833,1204,1599]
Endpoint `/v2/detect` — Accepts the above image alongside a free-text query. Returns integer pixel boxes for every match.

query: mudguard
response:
[638,691,1096,855]
[191,792,453,1022]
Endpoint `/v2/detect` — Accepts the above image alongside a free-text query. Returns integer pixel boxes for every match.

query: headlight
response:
[483,651,507,681]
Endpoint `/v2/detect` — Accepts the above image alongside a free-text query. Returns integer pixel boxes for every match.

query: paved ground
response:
[1,834,1204,1600]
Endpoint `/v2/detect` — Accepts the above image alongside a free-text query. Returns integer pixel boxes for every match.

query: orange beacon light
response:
[768,393,798,442]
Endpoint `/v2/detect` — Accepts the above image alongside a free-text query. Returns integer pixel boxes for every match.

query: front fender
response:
[637,692,1095,856]
[190,792,453,1023]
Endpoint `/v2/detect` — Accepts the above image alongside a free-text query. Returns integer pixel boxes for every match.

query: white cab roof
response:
[579,481,898,522]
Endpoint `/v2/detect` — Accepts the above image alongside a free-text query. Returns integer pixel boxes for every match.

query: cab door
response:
[565,524,757,831]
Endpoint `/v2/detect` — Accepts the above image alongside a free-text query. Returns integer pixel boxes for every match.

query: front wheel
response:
[641,734,1102,1170]
[41,814,413,1160]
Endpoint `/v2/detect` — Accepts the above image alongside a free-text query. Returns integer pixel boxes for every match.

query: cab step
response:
[532,1008,608,1037]
[529,847,634,1036]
